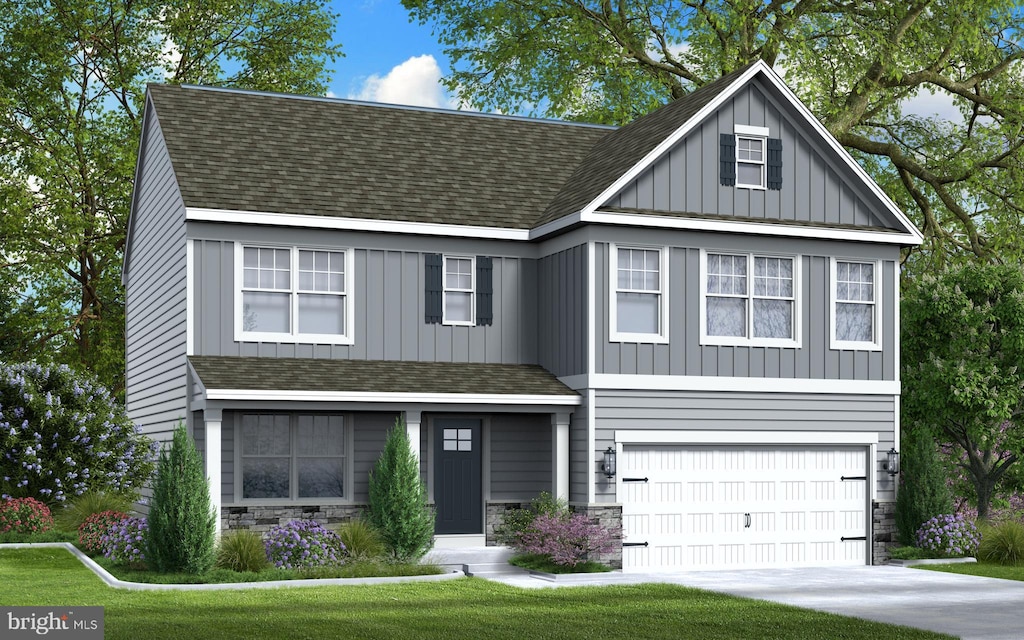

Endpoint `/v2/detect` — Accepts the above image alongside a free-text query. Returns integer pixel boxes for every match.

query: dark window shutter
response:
[720,133,736,186]
[476,256,493,326]
[424,253,442,324]
[767,137,783,190]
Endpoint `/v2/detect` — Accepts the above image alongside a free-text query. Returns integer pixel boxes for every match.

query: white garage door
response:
[620,445,870,571]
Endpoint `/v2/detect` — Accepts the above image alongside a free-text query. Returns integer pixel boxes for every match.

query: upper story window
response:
[424,254,493,327]
[831,258,881,351]
[701,250,800,347]
[721,125,782,190]
[444,256,475,325]
[610,245,668,343]
[736,136,765,188]
[236,244,354,345]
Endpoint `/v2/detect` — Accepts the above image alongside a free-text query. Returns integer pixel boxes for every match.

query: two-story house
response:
[124,61,922,571]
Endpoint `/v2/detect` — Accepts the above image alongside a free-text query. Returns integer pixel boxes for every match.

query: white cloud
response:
[350,55,456,109]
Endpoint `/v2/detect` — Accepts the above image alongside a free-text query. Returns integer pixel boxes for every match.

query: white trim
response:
[608,243,669,343]
[587,388,596,503]
[205,418,222,536]
[442,255,476,326]
[893,261,901,376]
[615,429,879,445]
[204,389,582,405]
[699,249,802,348]
[553,413,570,501]
[587,241,596,376]
[734,124,770,137]
[559,373,900,395]
[405,410,422,468]
[185,239,194,356]
[869,442,878,503]
[829,257,883,351]
[734,134,767,190]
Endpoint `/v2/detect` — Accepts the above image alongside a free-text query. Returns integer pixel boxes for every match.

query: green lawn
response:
[0,548,951,640]
[916,561,1024,581]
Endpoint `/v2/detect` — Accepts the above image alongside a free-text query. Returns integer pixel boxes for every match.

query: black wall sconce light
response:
[883,447,900,476]
[602,447,616,478]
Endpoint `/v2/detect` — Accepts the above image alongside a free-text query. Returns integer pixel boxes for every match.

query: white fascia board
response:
[581,373,900,395]
[202,389,582,405]
[615,430,879,445]
[734,124,770,137]
[529,211,586,239]
[583,210,918,245]
[186,207,531,241]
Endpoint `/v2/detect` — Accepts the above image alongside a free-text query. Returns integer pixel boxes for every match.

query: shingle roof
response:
[188,356,579,397]
[148,85,612,230]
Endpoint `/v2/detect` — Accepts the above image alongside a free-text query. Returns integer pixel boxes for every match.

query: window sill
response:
[830,340,883,352]
[700,336,801,349]
[735,183,766,190]
[235,331,354,346]
[609,332,669,345]
[441,321,477,327]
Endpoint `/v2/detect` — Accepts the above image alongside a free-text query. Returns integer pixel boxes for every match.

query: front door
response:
[434,419,482,534]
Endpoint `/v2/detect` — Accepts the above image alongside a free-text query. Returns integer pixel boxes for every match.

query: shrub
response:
[0,497,54,534]
[146,423,216,574]
[367,418,434,561]
[978,520,1024,566]
[216,530,270,573]
[896,433,954,545]
[494,491,568,546]
[916,514,981,558]
[517,513,616,568]
[55,490,134,532]
[102,517,147,568]
[336,519,385,560]
[264,520,345,570]
[0,362,157,504]
[78,510,128,553]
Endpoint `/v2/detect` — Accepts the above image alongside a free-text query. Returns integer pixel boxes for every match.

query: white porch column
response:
[552,412,570,501]
[204,411,223,537]
[405,409,422,468]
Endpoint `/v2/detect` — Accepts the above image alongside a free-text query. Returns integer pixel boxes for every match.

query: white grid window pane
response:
[298,294,345,335]
[242,292,290,332]
[707,297,746,337]
[754,257,794,299]
[835,262,875,343]
[445,257,473,290]
[707,254,747,295]
[617,248,660,292]
[738,137,763,161]
[298,250,345,293]
[837,261,874,303]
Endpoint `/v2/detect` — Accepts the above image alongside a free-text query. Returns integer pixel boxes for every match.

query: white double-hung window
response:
[701,251,800,347]
[237,244,354,344]
[443,256,475,325]
[734,124,769,189]
[610,245,667,342]
[831,258,881,350]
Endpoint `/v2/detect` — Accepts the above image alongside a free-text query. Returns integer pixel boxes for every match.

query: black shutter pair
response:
[424,254,493,326]
[720,133,783,191]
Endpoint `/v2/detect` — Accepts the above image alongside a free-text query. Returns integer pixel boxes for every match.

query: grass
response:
[0,529,77,544]
[0,547,951,640]
[916,561,1024,582]
[509,553,612,574]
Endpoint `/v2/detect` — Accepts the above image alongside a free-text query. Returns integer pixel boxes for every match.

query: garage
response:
[618,433,875,572]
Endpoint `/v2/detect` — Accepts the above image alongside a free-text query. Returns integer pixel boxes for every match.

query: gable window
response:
[239,413,347,500]
[721,125,783,190]
[736,136,765,188]
[610,245,668,343]
[701,251,800,347]
[831,259,881,350]
[444,256,475,325]
[236,244,354,344]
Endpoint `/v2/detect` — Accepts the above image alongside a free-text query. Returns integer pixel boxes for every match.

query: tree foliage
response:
[901,263,1024,520]
[0,0,342,394]
[403,0,1024,269]
[367,418,434,562]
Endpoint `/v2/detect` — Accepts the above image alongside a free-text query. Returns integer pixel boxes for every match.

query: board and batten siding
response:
[591,390,898,502]
[538,245,588,377]
[125,103,188,454]
[191,239,538,364]
[489,414,552,499]
[605,78,898,230]
[595,237,897,380]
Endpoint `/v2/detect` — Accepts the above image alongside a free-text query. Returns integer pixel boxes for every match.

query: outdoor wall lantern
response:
[602,447,616,478]
[883,447,900,476]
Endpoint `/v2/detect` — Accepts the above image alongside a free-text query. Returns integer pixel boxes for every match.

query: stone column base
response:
[872,500,897,565]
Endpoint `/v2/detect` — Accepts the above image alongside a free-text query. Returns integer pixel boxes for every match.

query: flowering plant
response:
[0,362,158,504]
[264,520,345,570]
[101,517,147,568]
[516,513,616,567]
[78,510,129,553]
[0,497,54,534]
[916,514,981,558]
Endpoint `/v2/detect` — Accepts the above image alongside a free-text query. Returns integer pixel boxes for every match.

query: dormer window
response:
[721,125,782,190]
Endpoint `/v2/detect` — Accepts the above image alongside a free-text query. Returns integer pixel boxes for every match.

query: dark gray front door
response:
[434,419,482,534]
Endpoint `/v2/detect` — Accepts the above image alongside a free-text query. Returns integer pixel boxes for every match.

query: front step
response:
[462,562,529,578]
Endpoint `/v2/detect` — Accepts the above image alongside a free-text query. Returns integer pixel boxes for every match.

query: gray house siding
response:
[490,414,552,499]
[605,78,899,230]
[591,390,898,502]
[125,103,188,454]
[353,413,398,502]
[569,402,590,503]
[190,237,538,364]
[595,231,898,380]
[538,245,588,377]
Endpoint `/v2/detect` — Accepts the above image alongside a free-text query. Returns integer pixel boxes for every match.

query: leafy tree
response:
[0,0,342,394]
[895,432,953,545]
[902,263,1024,520]
[403,0,1024,269]
[146,422,216,574]
[367,418,434,561]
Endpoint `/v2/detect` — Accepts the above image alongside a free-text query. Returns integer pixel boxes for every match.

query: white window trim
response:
[698,249,802,348]
[608,243,669,344]
[830,257,883,352]
[442,254,476,326]
[735,134,766,190]
[234,242,355,345]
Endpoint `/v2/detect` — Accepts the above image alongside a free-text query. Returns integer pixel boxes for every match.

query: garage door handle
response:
[841,536,867,542]
[623,542,649,548]
[622,477,649,483]
[841,475,867,481]
[744,513,751,528]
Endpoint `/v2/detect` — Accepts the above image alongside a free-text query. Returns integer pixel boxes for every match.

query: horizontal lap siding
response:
[353,413,397,502]
[490,414,552,499]
[570,403,590,503]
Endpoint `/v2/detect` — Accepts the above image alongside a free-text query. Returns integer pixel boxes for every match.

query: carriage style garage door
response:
[620,443,871,571]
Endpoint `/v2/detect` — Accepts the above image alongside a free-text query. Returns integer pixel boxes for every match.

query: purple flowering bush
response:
[101,517,147,568]
[78,510,129,553]
[916,514,981,558]
[0,362,158,504]
[517,513,616,568]
[264,520,346,570]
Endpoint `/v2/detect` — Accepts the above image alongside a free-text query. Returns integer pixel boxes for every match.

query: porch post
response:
[552,412,570,501]
[405,409,422,468]
[204,409,223,537]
